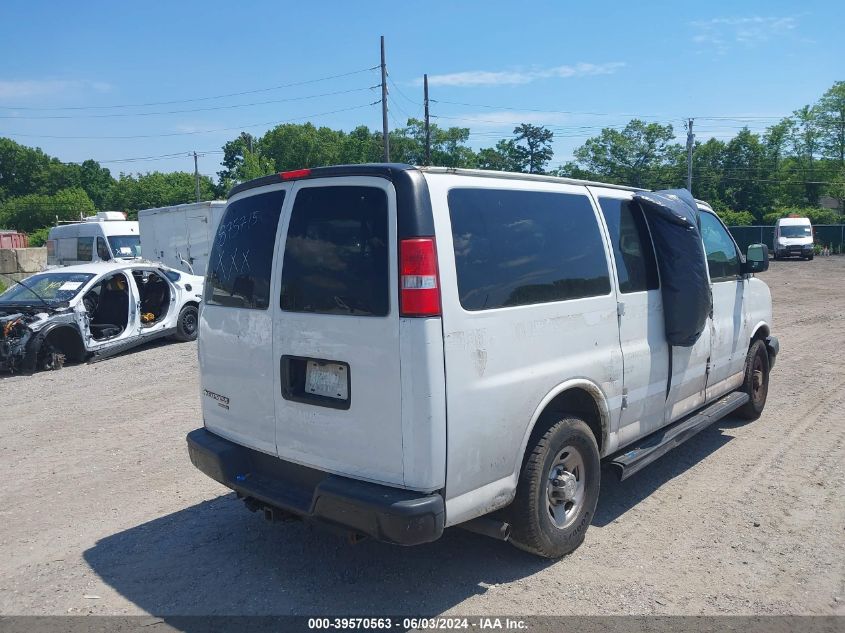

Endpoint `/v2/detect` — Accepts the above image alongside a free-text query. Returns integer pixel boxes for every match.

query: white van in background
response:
[187,164,777,558]
[773,216,814,260]
[137,201,226,276]
[47,212,141,267]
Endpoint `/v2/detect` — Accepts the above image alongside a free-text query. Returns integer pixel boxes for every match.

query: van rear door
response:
[271,178,405,487]
[199,186,287,456]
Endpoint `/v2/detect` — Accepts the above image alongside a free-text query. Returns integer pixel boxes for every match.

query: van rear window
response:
[448,188,611,310]
[205,190,284,309]
[280,186,389,317]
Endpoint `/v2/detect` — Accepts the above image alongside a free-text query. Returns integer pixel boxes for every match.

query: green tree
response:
[816,81,845,165]
[0,138,55,201]
[0,187,95,232]
[477,139,522,172]
[107,172,216,217]
[512,124,554,173]
[571,120,683,188]
[716,210,755,226]
[788,105,823,205]
[260,123,345,171]
[720,128,774,220]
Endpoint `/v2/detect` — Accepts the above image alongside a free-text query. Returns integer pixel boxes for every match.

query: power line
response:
[1,102,380,139]
[0,86,379,120]
[0,66,380,111]
[432,98,790,124]
[62,150,225,165]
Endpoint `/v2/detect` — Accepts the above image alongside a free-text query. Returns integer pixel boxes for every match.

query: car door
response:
[699,211,747,400]
[593,191,668,442]
[186,213,211,275]
[270,177,404,486]
[199,185,288,456]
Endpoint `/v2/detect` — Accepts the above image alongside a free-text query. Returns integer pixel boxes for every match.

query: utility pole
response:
[193,151,200,202]
[423,73,431,166]
[685,118,695,193]
[380,35,390,162]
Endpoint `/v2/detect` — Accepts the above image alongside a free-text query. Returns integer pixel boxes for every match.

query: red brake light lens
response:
[400,238,441,317]
[279,168,312,180]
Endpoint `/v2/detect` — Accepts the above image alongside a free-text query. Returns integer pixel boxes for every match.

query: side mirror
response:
[742,243,769,274]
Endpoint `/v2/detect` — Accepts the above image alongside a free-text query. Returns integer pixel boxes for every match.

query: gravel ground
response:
[0,257,843,617]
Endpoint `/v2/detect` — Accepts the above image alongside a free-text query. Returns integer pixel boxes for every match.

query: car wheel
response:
[508,416,600,558]
[807,253,814,260]
[174,304,199,342]
[736,339,770,420]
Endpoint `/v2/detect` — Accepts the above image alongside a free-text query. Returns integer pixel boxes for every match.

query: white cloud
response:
[419,62,625,88]
[0,79,111,100]
[690,16,799,53]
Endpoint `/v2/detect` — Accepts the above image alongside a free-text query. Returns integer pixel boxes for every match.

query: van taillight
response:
[400,238,441,317]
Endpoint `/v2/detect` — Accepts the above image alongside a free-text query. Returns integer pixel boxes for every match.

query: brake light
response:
[279,168,312,180]
[400,238,441,317]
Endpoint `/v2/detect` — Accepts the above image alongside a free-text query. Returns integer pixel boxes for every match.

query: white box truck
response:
[138,201,226,275]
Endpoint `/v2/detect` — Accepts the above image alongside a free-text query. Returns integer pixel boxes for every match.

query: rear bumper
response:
[186,428,445,546]
[766,335,779,369]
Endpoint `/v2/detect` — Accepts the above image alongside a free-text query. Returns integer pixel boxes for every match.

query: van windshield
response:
[0,272,95,305]
[780,225,811,238]
[108,235,141,257]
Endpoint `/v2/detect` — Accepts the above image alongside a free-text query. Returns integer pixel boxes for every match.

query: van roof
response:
[227,163,647,198]
[777,217,811,225]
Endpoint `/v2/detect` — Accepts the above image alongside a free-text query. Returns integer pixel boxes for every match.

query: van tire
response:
[736,339,770,420]
[173,304,199,342]
[508,417,600,558]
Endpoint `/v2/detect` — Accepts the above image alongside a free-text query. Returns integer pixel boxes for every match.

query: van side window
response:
[205,190,284,309]
[280,186,389,317]
[448,188,611,311]
[97,237,111,260]
[700,212,740,281]
[598,198,659,293]
[77,237,93,262]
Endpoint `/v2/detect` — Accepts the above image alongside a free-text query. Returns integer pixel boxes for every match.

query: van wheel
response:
[509,417,600,558]
[173,305,199,342]
[736,340,770,420]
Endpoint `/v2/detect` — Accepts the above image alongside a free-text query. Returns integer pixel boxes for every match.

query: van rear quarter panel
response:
[424,174,623,526]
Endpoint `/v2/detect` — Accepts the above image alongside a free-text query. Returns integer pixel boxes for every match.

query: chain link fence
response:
[729,225,845,253]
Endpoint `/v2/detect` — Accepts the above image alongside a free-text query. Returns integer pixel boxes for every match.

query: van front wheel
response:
[509,417,600,558]
[736,339,770,420]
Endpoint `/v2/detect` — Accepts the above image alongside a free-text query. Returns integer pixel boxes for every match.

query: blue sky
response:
[0,1,842,178]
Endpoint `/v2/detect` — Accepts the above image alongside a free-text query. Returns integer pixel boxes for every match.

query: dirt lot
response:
[1,257,843,617]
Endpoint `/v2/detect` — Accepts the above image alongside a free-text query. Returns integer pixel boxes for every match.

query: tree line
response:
[0,81,842,243]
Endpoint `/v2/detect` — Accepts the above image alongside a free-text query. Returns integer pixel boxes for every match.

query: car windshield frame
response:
[107,235,142,258]
[0,272,96,306]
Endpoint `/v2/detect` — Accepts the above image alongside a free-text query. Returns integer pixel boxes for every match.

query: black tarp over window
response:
[632,189,712,347]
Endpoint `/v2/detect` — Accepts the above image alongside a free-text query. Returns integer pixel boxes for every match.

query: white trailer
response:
[138,201,226,275]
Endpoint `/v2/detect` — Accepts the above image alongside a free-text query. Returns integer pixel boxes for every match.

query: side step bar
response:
[609,391,750,481]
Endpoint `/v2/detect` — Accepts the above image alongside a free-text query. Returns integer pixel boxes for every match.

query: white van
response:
[47,212,141,267]
[773,216,814,260]
[187,165,778,558]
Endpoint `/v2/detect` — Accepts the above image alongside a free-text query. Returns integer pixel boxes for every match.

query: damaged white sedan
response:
[0,261,203,373]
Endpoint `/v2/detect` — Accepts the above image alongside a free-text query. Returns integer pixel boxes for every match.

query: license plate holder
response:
[305,361,348,400]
